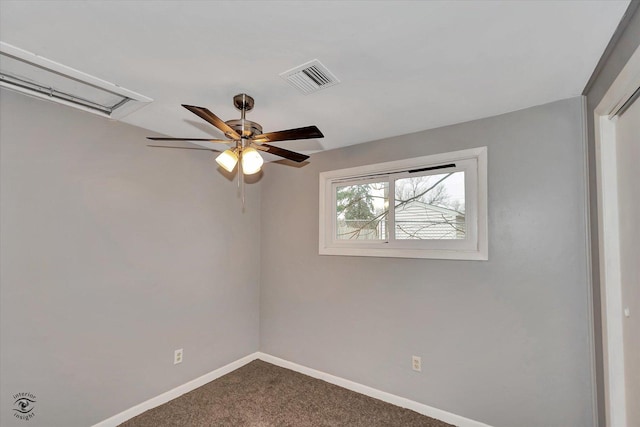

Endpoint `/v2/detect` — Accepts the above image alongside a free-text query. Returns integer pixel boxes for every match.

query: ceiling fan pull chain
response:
[238,150,241,194]
[242,174,245,210]
[238,149,245,209]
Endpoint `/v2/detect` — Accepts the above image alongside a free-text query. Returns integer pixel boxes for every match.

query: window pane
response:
[394,172,465,240]
[336,182,388,240]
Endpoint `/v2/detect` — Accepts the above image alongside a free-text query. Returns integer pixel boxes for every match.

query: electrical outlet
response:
[412,355,421,372]
[174,348,183,365]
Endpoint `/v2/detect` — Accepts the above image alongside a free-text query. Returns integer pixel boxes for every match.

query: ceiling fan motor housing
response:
[225,119,262,138]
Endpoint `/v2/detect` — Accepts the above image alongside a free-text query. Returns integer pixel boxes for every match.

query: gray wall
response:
[0,89,261,427]
[260,97,594,427]
[582,2,640,426]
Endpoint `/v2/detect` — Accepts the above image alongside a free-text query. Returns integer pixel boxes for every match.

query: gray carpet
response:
[119,360,455,427]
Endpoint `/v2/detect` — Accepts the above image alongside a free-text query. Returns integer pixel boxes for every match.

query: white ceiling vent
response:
[280,59,340,94]
[0,42,152,119]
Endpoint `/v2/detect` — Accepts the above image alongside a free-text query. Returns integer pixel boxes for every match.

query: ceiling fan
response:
[147,93,324,175]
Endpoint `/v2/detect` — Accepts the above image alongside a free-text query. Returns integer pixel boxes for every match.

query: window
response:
[319,147,487,260]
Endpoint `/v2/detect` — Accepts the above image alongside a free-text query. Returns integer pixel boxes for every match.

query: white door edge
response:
[594,43,640,427]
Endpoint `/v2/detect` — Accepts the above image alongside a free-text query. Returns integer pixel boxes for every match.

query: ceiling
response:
[0,1,630,157]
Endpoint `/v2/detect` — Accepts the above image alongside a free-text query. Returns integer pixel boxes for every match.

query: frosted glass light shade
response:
[241,147,264,175]
[216,149,238,172]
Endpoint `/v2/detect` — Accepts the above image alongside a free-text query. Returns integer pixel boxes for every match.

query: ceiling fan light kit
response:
[214,142,264,175]
[215,149,239,173]
[240,147,264,175]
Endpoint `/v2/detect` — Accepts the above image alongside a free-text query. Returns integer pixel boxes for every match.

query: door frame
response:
[594,44,640,427]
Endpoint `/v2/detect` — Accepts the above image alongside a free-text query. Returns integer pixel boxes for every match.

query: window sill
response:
[318,245,488,260]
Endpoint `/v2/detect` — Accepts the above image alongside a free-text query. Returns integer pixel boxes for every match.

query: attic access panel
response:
[0,42,152,119]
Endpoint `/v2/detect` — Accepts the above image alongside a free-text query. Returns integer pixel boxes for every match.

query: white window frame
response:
[319,147,488,260]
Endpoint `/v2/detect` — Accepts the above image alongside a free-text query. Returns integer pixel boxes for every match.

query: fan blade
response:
[147,137,230,143]
[254,143,309,162]
[253,125,323,143]
[182,105,241,140]
[147,145,221,152]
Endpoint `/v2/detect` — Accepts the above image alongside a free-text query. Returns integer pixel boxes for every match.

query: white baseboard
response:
[257,352,493,427]
[93,351,492,427]
[91,352,260,427]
